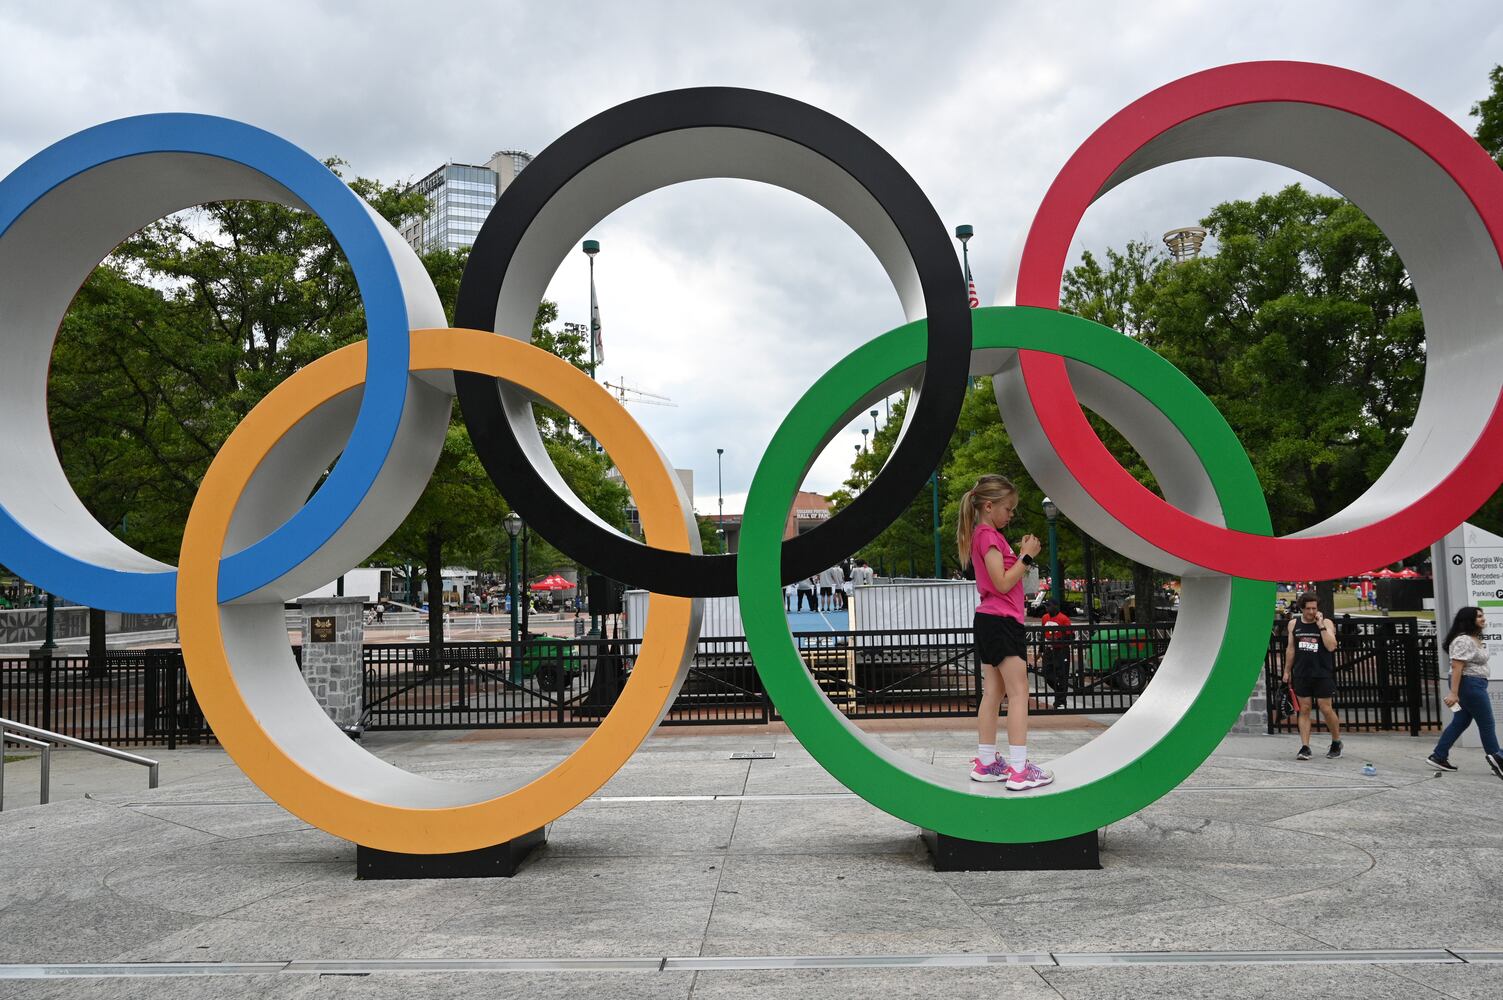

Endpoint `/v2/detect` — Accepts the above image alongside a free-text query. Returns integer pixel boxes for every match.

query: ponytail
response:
[955,474,1018,568]
[956,488,976,567]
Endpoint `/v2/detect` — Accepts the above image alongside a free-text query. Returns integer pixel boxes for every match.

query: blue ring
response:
[0,114,409,612]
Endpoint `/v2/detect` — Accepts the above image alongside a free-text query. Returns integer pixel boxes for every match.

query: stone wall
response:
[1227,670,1270,735]
[299,596,367,729]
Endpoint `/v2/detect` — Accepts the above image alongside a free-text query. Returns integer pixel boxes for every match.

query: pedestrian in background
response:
[1283,592,1342,761]
[1426,606,1503,778]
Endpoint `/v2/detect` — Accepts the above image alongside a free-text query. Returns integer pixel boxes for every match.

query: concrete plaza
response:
[2,721,1502,998]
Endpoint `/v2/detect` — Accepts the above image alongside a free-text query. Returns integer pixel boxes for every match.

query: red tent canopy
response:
[1396,568,1421,579]
[1374,569,1398,578]
[530,574,576,591]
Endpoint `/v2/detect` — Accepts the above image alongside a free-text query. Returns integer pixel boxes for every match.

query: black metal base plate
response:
[356,827,546,879]
[921,828,1100,871]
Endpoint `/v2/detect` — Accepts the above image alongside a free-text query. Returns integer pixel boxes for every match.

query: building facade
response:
[400,149,533,255]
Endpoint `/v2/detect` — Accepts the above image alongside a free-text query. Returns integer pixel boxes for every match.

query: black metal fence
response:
[1262,615,1439,736]
[0,650,195,747]
[1,616,1441,746]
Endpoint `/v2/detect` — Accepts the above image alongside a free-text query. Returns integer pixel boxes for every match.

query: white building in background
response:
[400,149,533,255]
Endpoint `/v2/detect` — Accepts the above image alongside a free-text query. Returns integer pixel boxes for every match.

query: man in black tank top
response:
[1282,591,1341,760]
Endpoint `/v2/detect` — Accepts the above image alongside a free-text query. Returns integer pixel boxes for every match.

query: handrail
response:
[0,716,159,812]
[0,731,50,808]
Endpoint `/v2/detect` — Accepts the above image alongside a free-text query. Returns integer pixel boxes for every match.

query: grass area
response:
[1331,590,1435,621]
[4,754,32,763]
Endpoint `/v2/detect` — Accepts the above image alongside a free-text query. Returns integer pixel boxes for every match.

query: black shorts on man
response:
[1291,663,1336,700]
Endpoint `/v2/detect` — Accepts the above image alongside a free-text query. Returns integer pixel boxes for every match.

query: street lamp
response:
[504,512,522,677]
[860,427,869,452]
[716,447,725,550]
[1041,497,1064,616]
[930,471,943,578]
[870,409,879,439]
[582,239,600,377]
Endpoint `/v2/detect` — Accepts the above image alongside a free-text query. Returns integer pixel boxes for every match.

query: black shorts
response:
[975,611,1027,666]
[1291,666,1336,700]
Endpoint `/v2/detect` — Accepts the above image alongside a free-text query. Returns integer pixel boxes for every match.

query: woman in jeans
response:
[1426,606,1503,778]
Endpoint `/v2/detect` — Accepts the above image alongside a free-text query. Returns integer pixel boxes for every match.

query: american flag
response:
[964,257,979,309]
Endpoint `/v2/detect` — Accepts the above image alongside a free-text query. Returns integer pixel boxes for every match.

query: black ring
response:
[455,87,969,597]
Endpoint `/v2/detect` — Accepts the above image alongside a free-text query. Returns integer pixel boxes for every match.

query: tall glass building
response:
[400,149,533,255]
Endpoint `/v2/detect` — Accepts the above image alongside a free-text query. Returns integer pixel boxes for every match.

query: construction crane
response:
[603,378,676,408]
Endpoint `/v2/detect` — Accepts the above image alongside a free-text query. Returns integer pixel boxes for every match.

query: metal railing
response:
[0,616,1440,743]
[1262,615,1438,735]
[0,715,159,811]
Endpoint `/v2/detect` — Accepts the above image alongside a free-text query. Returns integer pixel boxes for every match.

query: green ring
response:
[737,305,1274,842]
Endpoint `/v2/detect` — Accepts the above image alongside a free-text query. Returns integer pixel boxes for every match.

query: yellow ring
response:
[177,328,697,854]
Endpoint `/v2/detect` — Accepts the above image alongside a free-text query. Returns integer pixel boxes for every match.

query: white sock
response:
[1008,745,1027,770]
[976,744,997,766]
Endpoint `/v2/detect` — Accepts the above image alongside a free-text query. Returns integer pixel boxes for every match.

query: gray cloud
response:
[2,1,1499,515]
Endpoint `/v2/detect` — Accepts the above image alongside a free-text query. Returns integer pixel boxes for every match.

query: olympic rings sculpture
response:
[2,62,1499,854]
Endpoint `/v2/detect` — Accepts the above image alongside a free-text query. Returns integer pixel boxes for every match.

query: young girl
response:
[958,474,1053,790]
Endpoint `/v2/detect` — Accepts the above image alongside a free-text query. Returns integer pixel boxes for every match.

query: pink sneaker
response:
[969,757,1007,782]
[1004,760,1054,791]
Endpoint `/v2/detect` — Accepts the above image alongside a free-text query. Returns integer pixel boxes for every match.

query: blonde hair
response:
[956,474,1018,567]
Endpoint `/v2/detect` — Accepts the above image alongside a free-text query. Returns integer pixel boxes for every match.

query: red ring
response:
[1015,61,1503,580]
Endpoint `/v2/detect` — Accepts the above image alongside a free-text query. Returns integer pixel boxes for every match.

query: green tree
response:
[1056,186,1433,613]
[697,515,727,554]
[1471,64,1503,169]
[49,164,432,563]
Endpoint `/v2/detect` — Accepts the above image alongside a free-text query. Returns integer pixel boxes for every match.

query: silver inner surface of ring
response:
[487,127,934,544]
[1001,101,1503,570]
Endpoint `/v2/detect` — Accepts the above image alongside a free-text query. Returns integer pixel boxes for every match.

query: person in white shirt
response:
[818,565,845,611]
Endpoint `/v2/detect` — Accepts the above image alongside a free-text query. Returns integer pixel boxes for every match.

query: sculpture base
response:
[356,827,546,879]
[921,828,1100,871]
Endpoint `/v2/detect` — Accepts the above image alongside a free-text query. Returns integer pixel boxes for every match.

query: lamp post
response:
[504,512,522,678]
[1080,529,1098,625]
[955,224,974,288]
[1042,497,1064,616]
[582,239,600,378]
[930,471,943,578]
[716,447,725,549]
[40,592,56,654]
[870,409,879,439]
[860,427,869,452]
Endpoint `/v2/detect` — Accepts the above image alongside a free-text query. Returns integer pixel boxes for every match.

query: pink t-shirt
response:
[972,523,1024,622]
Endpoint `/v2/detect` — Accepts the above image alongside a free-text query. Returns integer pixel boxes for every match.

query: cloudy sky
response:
[3,1,1500,518]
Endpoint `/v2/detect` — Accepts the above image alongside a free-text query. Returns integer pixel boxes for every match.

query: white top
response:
[1449,634,1491,679]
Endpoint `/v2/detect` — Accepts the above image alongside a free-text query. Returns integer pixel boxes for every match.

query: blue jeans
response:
[1433,675,1501,759]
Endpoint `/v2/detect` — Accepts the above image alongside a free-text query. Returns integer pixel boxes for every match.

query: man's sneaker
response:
[969,758,1006,783]
[1004,760,1055,791]
[1426,754,1458,772]
[1487,753,1503,782]
[1326,740,1343,760]
[1296,745,1312,761]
